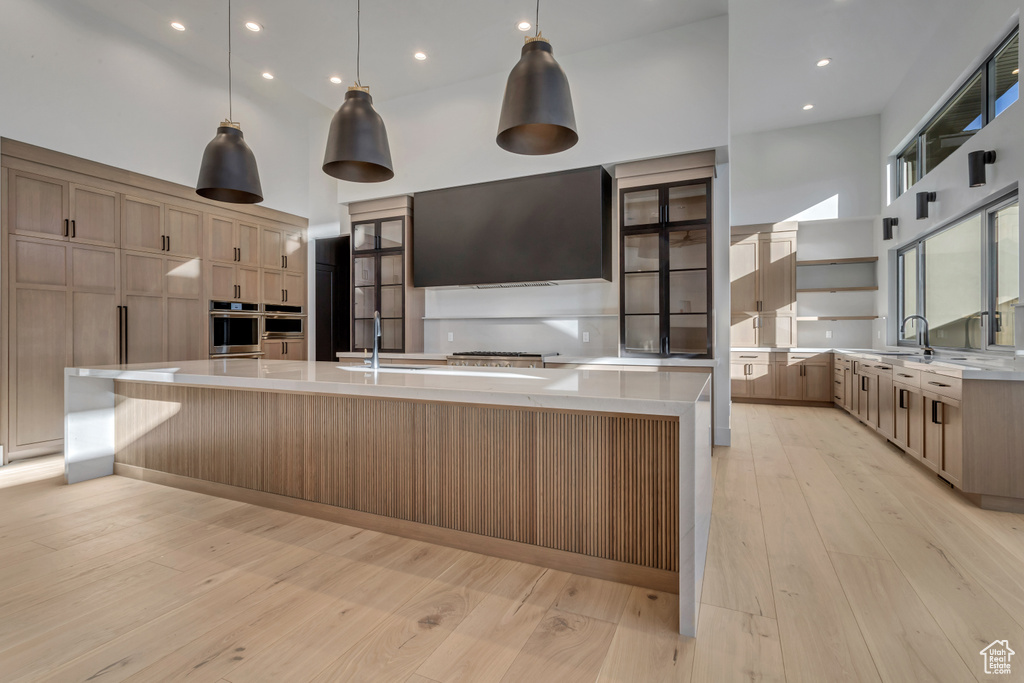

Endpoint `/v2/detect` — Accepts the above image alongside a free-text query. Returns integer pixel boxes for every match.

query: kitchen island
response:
[65,359,712,635]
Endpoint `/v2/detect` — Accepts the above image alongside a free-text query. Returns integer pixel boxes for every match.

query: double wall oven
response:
[210,301,307,359]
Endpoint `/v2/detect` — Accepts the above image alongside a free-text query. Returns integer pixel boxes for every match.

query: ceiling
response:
[76,0,728,110]
[729,0,967,135]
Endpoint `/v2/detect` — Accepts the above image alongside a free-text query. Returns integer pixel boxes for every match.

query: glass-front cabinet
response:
[352,217,406,352]
[621,179,712,357]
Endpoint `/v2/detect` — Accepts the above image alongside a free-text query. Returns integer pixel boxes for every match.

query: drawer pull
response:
[875,365,890,369]
[897,373,913,378]
[928,381,951,388]
[739,355,759,358]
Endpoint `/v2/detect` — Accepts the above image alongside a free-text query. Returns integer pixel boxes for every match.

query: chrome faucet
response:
[365,311,382,370]
[900,315,934,355]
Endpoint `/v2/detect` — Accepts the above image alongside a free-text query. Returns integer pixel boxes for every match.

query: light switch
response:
[825,330,832,339]
[447,332,454,342]
[582,332,590,343]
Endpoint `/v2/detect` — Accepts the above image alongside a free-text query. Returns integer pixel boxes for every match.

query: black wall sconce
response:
[882,217,899,240]
[968,150,997,187]
[916,191,936,219]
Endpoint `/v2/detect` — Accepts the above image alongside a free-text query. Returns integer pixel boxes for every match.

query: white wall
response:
[730,116,882,226]
[879,3,1022,350]
[331,16,729,359]
[0,0,334,220]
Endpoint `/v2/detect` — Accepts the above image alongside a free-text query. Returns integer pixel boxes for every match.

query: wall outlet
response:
[582,332,590,343]
[447,332,454,342]
[877,330,882,339]
[825,330,832,339]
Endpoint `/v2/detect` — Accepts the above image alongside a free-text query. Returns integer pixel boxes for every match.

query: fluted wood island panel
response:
[66,359,712,635]
[115,382,679,573]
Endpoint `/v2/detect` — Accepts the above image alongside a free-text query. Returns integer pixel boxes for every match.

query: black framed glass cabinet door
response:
[351,217,406,352]
[620,179,712,358]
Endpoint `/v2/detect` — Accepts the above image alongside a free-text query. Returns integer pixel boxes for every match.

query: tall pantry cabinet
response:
[1,139,308,463]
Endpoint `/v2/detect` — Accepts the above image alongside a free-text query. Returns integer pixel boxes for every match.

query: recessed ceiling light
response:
[245,21,262,32]
[329,76,343,84]
[817,58,832,67]
[262,72,274,80]
[518,21,531,31]
[803,104,814,110]
[170,21,185,31]
[414,51,427,61]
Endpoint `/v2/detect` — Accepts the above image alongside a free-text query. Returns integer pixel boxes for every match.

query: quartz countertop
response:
[69,359,711,417]
[730,346,1024,381]
[543,356,717,368]
[336,351,450,361]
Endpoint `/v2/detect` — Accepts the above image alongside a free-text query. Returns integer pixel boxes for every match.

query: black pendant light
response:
[197,0,264,203]
[496,0,578,155]
[322,0,394,183]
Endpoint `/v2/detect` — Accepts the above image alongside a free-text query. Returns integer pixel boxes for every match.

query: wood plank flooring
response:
[1,402,1023,682]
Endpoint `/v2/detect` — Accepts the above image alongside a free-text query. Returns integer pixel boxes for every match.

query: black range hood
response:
[412,166,612,288]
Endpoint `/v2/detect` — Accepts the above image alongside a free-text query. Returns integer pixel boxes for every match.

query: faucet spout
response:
[900,315,934,355]
[365,310,382,370]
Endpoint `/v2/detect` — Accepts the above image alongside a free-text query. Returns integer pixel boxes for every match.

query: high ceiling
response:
[729,0,967,135]
[76,0,728,110]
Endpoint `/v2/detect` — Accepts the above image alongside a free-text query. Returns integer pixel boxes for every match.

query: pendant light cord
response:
[356,0,361,87]
[535,0,540,36]
[227,0,233,121]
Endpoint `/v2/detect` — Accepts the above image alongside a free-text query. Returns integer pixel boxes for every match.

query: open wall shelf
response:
[797,286,878,293]
[796,256,878,266]
[796,316,879,321]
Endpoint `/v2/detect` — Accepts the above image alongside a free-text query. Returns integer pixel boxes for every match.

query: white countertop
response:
[543,356,717,368]
[336,351,450,361]
[68,359,711,417]
[731,346,1024,381]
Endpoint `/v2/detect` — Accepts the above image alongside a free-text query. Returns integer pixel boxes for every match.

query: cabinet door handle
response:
[898,389,907,410]
[64,218,69,237]
[931,399,942,425]
[927,380,951,388]
[117,305,123,364]
[122,306,128,361]
[166,235,170,252]
[70,220,76,238]
[285,289,288,302]
[282,255,286,269]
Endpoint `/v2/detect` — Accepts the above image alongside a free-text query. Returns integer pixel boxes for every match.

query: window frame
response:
[897,192,1019,353]
[895,26,1018,197]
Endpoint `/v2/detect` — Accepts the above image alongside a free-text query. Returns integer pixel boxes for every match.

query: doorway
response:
[314,236,351,361]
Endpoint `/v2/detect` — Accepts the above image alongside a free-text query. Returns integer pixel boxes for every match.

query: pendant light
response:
[496,0,578,155]
[322,0,394,183]
[196,0,264,204]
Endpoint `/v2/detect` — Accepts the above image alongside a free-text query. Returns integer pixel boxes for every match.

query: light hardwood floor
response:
[1,403,1022,682]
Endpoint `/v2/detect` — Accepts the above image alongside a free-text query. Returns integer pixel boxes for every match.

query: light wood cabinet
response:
[210,263,259,302]
[122,195,163,253]
[122,251,205,363]
[263,339,307,361]
[10,171,119,247]
[774,353,831,402]
[923,393,963,487]
[730,224,797,348]
[70,244,121,367]
[260,225,305,272]
[261,269,304,305]
[893,383,924,460]
[731,356,775,399]
[9,171,68,240]
[208,215,259,266]
[165,205,202,258]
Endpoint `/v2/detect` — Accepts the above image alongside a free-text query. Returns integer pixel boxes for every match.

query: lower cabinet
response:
[923,392,963,487]
[731,359,776,399]
[892,383,924,460]
[263,339,307,360]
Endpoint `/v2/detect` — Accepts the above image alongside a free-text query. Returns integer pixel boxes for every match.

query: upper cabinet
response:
[10,171,118,247]
[208,215,259,267]
[261,224,306,272]
[122,197,202,259]
[620,178,713,358]
[729,223,797,348]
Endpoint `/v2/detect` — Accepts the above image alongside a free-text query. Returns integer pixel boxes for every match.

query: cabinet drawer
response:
[731,351,770,364]
[921,373,961,400]
[892,367,921,388]
[869,362,893,376]
[834,365,844,377]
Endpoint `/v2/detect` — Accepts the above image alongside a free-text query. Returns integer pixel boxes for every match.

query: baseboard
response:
[113,463,680,594]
